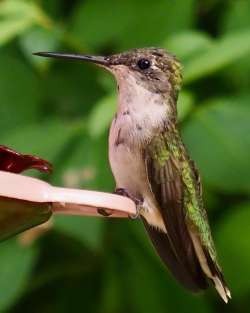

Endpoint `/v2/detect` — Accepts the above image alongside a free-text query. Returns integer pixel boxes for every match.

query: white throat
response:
[111,65,169,146]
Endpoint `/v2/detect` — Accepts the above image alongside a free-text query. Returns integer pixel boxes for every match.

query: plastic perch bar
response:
[0,145,136,242]
[0,171,136,218]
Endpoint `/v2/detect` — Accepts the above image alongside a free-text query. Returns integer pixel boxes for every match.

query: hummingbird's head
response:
[106,48,182,97]
[34,48,182,98]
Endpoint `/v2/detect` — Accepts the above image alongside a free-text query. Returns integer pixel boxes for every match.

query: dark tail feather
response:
[142,219,208,292]
[203,249,231,302]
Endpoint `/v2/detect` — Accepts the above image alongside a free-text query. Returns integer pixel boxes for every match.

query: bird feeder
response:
[0,145,136,242]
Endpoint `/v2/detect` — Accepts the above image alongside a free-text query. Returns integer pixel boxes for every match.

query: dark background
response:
[0,0,250,312]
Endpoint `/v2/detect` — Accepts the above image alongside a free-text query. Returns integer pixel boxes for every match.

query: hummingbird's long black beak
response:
[33,52,110,66]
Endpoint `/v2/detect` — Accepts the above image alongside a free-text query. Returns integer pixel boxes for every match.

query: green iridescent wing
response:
[145,131,208,291]
[180,154,230,300]
[145,129,230,300]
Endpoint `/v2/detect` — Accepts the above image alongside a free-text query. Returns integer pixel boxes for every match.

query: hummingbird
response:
[34,48,231,302]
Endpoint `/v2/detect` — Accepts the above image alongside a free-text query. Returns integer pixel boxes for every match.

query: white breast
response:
[108,129,166,231]
[108,70,167,188]
[108,68,168,231]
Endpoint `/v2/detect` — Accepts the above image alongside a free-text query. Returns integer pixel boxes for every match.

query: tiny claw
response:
[115,188,143,219]
[128,205,141,219]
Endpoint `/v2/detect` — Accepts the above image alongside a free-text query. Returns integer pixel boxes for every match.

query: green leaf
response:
[184,30,250,83]
[165,31,213,61]
[0,1,41,18]
[216,202,250,299]
[177,90,194,121]
[0,239,37,311]
[124,237,213,313]
[0,55,41,135]
[221,1,250,92]
[19,25,63,71]
[42,61,104,118]
[70,0,196,49]
[0,18,33,45]
[221,0,250,33]
[182,96,250,193]
[99,259,124,313]
[0,119,80,165]
[51,132,113,190]
[55,216,104,250]
[0,0,52,46]
[87,93,116,138]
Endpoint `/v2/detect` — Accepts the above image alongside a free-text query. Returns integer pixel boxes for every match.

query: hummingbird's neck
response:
[113,72,177,146]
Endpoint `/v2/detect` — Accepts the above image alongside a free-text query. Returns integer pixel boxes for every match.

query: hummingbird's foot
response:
[129,205,141,220]
[115,188,143,219]
[115,188,143,205]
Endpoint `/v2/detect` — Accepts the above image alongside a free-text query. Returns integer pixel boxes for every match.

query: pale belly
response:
[108,121,165,231]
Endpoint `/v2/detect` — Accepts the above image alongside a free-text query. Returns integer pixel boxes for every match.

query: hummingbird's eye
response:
[137,58,151,70]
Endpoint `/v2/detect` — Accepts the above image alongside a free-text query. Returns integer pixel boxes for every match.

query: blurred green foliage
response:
[0,0,250,312]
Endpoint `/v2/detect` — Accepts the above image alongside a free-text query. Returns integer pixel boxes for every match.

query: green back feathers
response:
[170,59,183,93]
[148,129,217,260]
